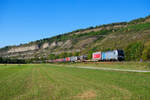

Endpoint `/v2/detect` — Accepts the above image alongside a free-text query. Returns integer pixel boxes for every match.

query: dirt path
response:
[69,66,150,73]
[50,64,150,73]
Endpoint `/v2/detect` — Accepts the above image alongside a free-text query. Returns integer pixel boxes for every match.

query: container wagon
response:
[70,56,78,62]
[92,52,101,61]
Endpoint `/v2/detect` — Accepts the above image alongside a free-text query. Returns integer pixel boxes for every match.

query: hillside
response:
[0,15,150,61]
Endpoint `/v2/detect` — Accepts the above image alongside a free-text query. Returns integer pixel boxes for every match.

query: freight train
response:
[46,50,125,63]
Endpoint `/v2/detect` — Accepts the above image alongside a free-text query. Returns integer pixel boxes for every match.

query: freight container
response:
[63,58,66,62]
[92,52,101,61]
[102,52,106,60]
[65,57,70,62]
[70,56,78,62]
[60,58,64,62]
[105,50,118,61]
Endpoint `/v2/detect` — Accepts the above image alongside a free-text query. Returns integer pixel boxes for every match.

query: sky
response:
[0,0,149,48]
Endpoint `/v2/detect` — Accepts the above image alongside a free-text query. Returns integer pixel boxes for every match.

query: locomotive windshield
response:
[117,50,125,61]
[118,50,124,56]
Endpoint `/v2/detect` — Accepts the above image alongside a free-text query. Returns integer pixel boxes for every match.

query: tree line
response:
[0,57,26,64]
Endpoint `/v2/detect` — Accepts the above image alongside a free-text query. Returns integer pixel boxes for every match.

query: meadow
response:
[0,63,150,100]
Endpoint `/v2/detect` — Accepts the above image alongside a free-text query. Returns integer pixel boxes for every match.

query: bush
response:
[125,42,144,61]
[142,44,150,61]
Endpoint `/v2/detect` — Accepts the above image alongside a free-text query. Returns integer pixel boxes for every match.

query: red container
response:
[92,52,101,60]
[66,57,70,61]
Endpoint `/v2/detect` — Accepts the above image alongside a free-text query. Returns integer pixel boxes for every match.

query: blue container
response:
[102,52,106,60]
[105,50,118,60]
[64,58,66,62]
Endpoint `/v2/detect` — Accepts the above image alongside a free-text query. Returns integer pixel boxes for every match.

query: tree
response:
[87,50,93,59]
[48,54,56,60]
[59,52,67,58]
[73,52,80,56]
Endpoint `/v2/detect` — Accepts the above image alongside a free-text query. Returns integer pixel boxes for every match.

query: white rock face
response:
[50,41,57,47]
[57,42,63,46]
[8,45,39,53]
[42,43,49,49]
[48,41,64,48]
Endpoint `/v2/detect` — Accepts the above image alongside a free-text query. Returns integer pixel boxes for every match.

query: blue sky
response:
[0,0,149,48]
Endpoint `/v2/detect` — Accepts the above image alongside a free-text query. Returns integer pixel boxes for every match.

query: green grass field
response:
[0,63,150,100]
